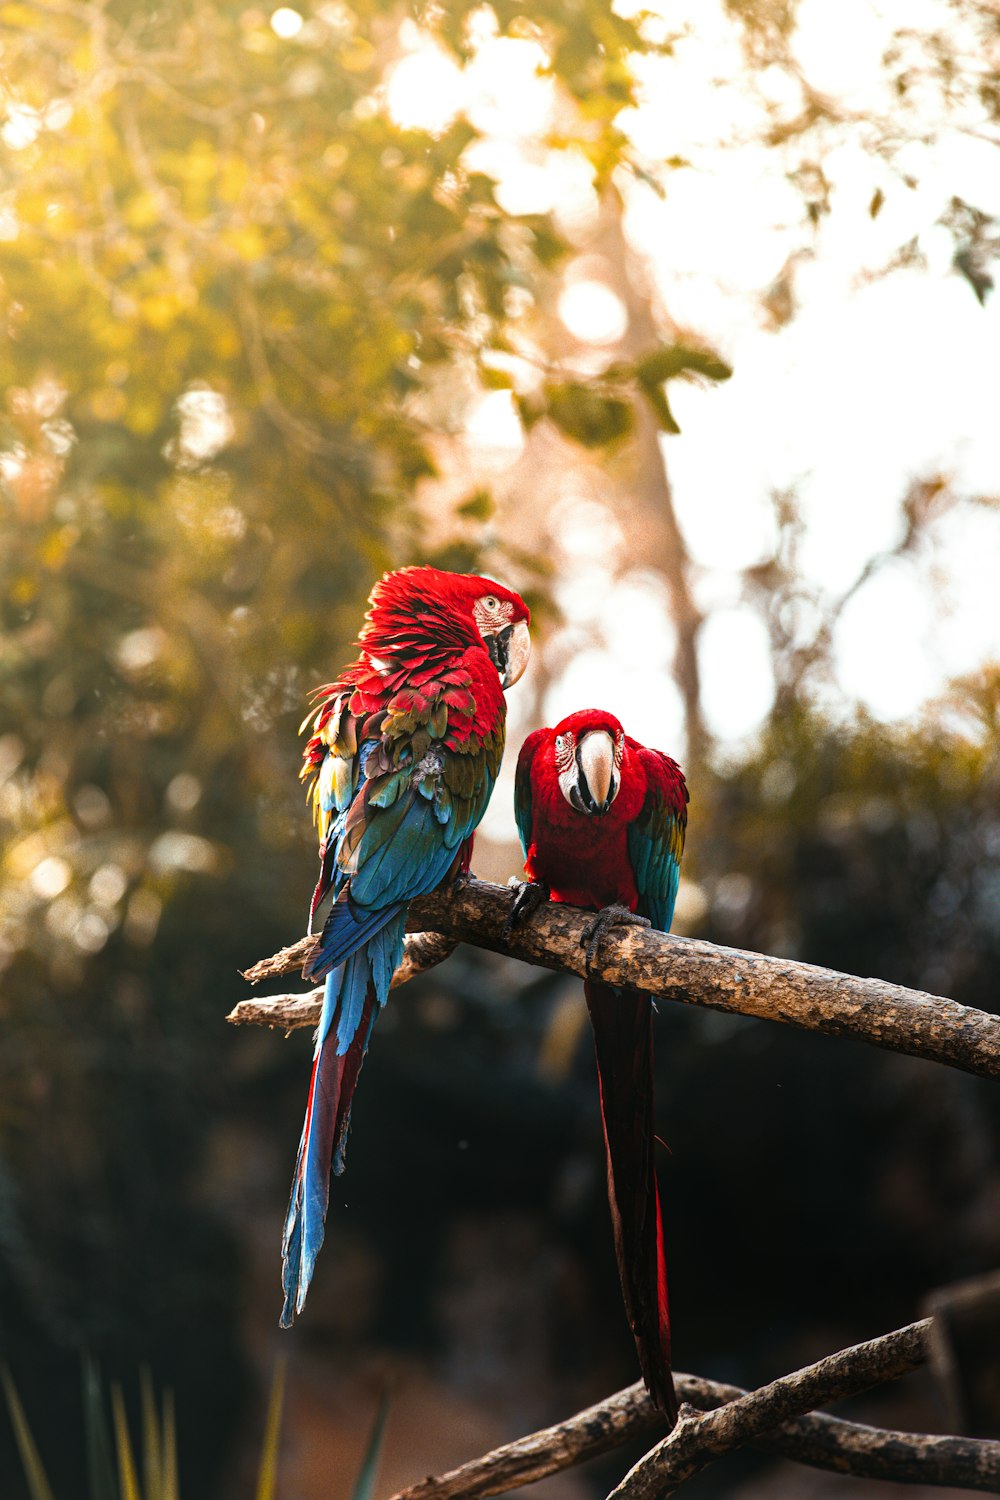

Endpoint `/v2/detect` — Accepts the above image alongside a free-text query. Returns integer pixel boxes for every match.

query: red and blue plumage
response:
[512,708,688,1417]
[283,566,530,1326]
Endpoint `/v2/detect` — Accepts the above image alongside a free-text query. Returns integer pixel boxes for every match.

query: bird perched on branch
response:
[283,566,531,1326]
[508,709,688,1417]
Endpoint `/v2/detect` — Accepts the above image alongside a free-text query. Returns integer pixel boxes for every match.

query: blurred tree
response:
[431,0,1000,775]
[2,1,1000,1495]
[0,0,671,1492]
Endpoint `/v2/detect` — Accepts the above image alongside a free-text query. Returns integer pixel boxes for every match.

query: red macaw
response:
[509,709,688,1417]
[283,566,531,1326]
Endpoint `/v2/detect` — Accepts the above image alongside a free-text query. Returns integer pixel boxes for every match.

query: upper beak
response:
[487,619,531,690]
[577,730,616,814]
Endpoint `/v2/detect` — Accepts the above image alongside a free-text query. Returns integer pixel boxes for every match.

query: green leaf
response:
[641,382,681,435]
[111,1384,142,1500]
[478,365,514,390]
[82,1359,118,1500]
[161,1392,179,1500]
[514,391,545,429]
[635,345,689,385]
[1,1366,57,1500]
[141,1368,163,1500]
[349,1388,390,1500]
[456,489,494,521]
[636,342,733,388]
[545,383,633,448]
[255,1357,286,1500]
[681,347,733,383]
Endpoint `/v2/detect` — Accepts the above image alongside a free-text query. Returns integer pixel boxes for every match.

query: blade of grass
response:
[254,1356,287,1500]
[140,1368,163,1500]
[161,1391,179,1500]
[0,1365,57,1500]
[349,1387,390,1500]
[111,1383,142,1500]
[82,1357,118,1500]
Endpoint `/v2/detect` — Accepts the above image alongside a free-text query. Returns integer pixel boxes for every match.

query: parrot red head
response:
[550,708,626,816]
[360,566,531,689]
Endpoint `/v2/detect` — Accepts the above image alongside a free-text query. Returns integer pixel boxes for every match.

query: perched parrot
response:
[282,565,531,1327]
[509,709,688,1417]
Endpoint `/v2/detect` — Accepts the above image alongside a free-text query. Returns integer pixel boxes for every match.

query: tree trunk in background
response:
[593,187,711,767]
[416,190,711,770]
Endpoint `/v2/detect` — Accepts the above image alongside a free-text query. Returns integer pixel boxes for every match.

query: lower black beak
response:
[486,624,512,678]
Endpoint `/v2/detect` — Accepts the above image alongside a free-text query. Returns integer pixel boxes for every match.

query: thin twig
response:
[239,934,317,987]
[229,930,457,1026]
[233,879,1000,1081]
[390,1353,1000,1500]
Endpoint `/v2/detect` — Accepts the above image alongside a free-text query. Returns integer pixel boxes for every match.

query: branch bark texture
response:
[233,879,1000,1081]
[391,1335,1000,1500]
[230,931,457,1027]
[610,1319,932,1498]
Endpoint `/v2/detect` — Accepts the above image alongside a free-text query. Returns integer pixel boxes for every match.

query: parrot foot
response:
[579,903,651,972]
[502,878,549,942]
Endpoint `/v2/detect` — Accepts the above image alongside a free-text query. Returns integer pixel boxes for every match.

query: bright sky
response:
[384,0,1000,766]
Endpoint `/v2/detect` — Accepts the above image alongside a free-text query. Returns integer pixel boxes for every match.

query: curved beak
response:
[577,730,617,814]
[486,619,531,690]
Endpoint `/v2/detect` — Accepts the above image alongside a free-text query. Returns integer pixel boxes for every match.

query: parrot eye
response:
[484,595,498,609]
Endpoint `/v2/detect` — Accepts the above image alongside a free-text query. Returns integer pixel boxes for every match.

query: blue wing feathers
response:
[369,911,406,1001]
[284,691,503,1325]
[334,950,370,1055]
[626,752,686,935]
[513,730,544,859]
[304,896,406,981]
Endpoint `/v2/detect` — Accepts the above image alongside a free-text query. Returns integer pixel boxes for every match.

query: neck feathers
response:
[358,574,477,668]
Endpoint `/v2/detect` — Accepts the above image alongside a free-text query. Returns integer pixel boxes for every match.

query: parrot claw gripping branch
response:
[577,903,654,972]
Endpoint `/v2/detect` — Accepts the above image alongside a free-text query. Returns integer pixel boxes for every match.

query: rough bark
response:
[232,879,1000,1081]
[609,1320,933,1498]
[230,930,457,1027]
[389,1352,1000,1500]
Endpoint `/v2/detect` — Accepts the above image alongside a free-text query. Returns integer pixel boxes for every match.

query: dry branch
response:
[232,879,1000,1080]
[230,930,457,1027]
[610,1319,933,1497]
[390,1350,1000,1500]
[240,933,318,986]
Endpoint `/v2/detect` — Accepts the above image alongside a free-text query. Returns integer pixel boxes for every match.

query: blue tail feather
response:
[281,909,406,1325]
[303,895,406,982]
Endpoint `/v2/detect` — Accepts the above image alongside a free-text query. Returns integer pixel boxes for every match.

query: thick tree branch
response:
[390,1346,1000,1500]
[232,880,1000,1081]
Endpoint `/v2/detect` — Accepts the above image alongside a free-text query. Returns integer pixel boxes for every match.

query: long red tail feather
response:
[584,978,676,1419]
[280,976,378,1327]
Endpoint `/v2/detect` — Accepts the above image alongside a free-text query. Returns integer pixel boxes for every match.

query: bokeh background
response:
[2,1,1000,1495]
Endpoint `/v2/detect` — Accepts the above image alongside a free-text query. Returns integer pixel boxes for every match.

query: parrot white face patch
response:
[555,732,579,808]
[554,732,575,774]
[473,593,515,637]
[555,727,621,815]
